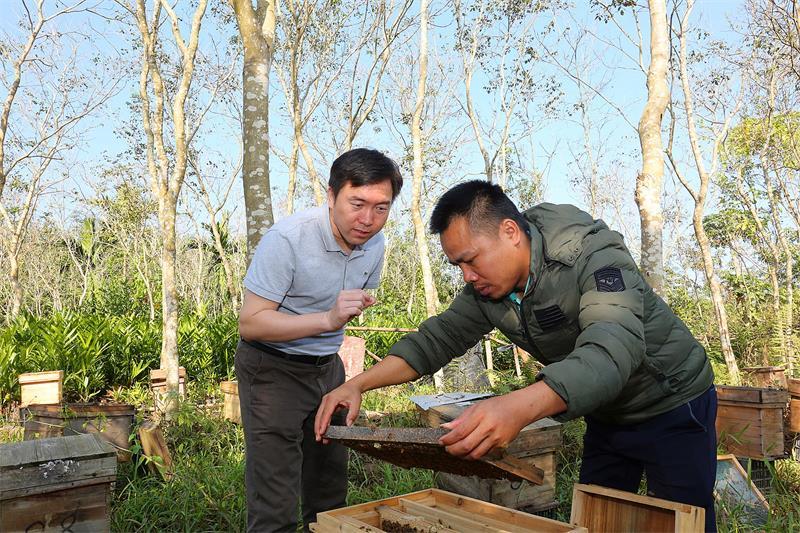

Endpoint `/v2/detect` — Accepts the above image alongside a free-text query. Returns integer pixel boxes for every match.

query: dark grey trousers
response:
[235,341,348,532]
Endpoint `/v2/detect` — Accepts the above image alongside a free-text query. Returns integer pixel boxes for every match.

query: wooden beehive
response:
[24,403,135,462]
[138,420,173,480]
[221,380,241,424]
[742,366,787,389]
[150,366,187,413]
[1,433,117,533]
[716,386,789,460]
[569,484,705,532]
[417,400,561,511]
[19,371,64,407]
[310,488,586,532]
[789,378,800,433]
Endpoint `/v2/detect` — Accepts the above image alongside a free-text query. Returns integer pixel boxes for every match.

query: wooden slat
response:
[377,504,458,532]
[423,404,562,455]
[717,405,784,425]
[789,399,800,433]
[350,511,381,527]
[18,371,64,385]
[317,514,384,532]
[319,489,437,518]
[325,426,544,484]
[149,366,187,382]
[483,454,544,485]
[428,490,582,532]
[138,420,173,480]
[399,498,516,532]
[1,434,117,500]
[221,381,241,424]
[1,482,110,532]
[788,378,800,397]
[717,386,789,405]
[338,515,385,532]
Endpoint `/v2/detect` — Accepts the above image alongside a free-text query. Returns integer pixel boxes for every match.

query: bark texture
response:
[636,0,670,294]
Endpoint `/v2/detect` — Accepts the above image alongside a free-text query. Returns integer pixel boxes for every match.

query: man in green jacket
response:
[315,180,717,531]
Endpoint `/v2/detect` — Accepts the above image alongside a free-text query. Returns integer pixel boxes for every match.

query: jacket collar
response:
[525,222,546,296]
[524,203,593,267]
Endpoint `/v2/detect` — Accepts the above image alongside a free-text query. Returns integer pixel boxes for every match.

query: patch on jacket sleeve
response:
[594,267,626,292]
[534,305,568,330]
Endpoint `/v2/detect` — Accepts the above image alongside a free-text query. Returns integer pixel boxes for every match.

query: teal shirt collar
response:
[508,274,532,306]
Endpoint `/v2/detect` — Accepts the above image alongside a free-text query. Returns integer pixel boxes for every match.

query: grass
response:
[1,377,799,532]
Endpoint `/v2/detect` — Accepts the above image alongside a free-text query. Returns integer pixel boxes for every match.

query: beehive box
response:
[570,484,705,532]
[742,366,787,389]
[150,366,187,413]
[19,371,64,407]
[417,400,561,511]
[716,386,789,460]
[310,488,586,532]
[221,380,241,424]
[789,378,800,433]
[24,403,135,462]
[1,433,117,533]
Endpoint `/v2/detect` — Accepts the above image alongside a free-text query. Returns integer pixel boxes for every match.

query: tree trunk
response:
[231,0,278,263]
[636,0,670,294]
[158,200,180,414]
[410,0,441,389]
[212,231,239,312]
[136,258,156,323]
[287,142,299,215]
[8,248,22,319]
[296,126,324,206]
[765,165,795,372]
[673,0,740,383]
[767,265,784,363]
[693,209,740,383]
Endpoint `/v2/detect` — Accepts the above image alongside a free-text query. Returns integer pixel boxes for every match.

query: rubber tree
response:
[667,0,741,384]
[229,0,278,262]
[635,0,670,294]
[129,0,209,416]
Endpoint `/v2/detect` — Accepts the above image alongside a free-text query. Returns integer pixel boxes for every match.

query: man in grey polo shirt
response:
[236,148,403,532]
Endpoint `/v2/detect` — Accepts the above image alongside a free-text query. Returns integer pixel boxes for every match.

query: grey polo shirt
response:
[244,205,385,356]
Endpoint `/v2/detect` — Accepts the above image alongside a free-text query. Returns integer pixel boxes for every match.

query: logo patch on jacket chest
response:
[594,267,626,292]
[533,305,568,330]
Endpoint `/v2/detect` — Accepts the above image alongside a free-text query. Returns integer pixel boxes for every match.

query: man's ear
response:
[327,186,335,206]
[500,218,521,244]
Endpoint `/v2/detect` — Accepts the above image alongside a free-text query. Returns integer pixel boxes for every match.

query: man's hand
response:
[325,289,377,330]
[438,393,532,460]
[315,381,362,442]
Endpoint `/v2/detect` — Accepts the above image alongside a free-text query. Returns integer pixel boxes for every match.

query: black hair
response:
[329,148,403,199]
[429,180,530,237]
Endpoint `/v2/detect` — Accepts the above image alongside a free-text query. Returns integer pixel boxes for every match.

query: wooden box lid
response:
[220,381,239,394]
[0,434,117,500]
[789,378,800,397]
[18,371,64,385]
[150,366,187,382]
[716,385,789,405]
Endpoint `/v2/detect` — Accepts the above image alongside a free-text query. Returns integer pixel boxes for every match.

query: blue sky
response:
[1,0,749,252]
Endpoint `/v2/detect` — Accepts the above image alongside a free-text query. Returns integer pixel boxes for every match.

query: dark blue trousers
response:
[579,385,718,532]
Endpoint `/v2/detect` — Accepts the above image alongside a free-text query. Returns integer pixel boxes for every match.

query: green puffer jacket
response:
[390,203,714,424]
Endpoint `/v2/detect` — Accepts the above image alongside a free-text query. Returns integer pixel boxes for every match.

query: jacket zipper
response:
[516,272,544,359]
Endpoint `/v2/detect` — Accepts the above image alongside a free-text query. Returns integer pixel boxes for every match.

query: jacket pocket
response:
[533,320,581,359]
[641,358,677,395]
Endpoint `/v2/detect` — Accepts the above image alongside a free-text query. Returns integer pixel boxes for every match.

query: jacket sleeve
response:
[388,287,494,375]
[536,230,646,420]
